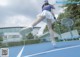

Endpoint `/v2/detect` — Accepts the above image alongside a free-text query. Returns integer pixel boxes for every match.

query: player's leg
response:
[20,13,45,35]
[31,14,45,27]
[46,19,56,46]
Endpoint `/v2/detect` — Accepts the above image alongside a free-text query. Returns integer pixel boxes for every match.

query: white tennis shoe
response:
[20,26,33,35]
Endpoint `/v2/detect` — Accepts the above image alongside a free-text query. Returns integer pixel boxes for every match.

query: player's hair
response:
[42,2,50,8]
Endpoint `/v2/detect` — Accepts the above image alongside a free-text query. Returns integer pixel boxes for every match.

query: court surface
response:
[9,40,80,57]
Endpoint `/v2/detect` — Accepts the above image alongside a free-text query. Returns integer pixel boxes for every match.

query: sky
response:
[0,0,64,35]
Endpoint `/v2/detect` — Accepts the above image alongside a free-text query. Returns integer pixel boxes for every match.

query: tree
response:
[43,25,48,33]
[56,0,80,33]
[26,33,34,39]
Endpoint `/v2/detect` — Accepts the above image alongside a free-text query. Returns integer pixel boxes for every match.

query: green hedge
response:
[24,39,40,44]
[0,39,41,48]
[57,38,80,42]
[0,37,3,47]
[0,37,3,41]
[55,36,80,42]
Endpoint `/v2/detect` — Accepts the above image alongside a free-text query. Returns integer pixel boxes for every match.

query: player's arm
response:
[50,5,56,19]
[51,10,56,19]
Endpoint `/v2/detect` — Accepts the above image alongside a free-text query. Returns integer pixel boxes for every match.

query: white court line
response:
[17,46,24,57]
[24,45,80,57]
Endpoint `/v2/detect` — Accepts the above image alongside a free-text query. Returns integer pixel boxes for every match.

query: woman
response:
[31,0,56,46]
[21,0,56,46]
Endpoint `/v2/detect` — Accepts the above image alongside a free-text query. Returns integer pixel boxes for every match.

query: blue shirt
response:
[42,5,55,11]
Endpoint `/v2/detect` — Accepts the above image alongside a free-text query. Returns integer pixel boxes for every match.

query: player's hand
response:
[54,16,56,19]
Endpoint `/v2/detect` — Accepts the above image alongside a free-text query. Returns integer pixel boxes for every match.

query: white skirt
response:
[37,10,55,23]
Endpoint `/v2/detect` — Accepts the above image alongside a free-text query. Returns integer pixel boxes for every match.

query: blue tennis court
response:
[9,40,80,57]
